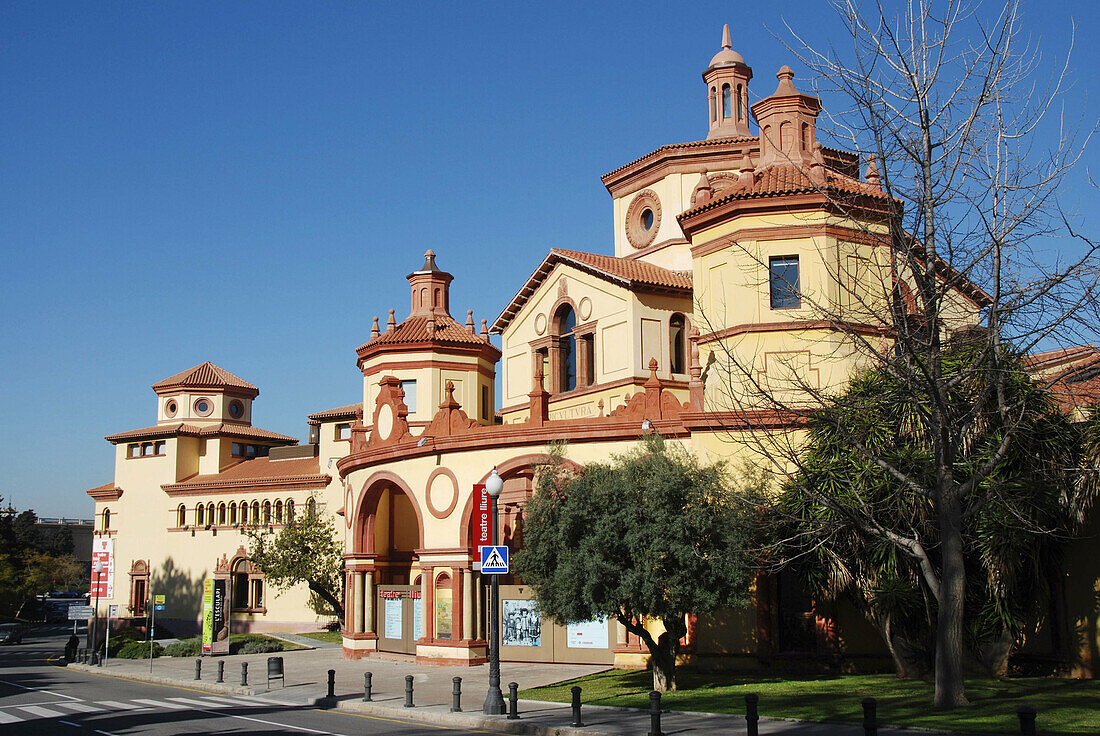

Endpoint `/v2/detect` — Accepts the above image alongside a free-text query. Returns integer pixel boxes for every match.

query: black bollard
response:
[745,693,759,736]
[507,682,519,720]
[648,690,663,736]
[404,674,415,708]
[194,658,202,680]
[327,669,336,698]
[363,671,373,702]
[570,685,584,727]
[241,661,248,686]
[862,697,878,736]
[1017,705,1037,736]
[450,676,462,712]
[216,660,224,683]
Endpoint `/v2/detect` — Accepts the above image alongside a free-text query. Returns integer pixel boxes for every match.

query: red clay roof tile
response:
[151,362,259,397]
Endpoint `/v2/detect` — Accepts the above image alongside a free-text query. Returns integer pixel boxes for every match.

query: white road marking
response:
[94,730,119,736]
[0,679,82,700]
[0,711,24,724]
[17,705,65,717]
[168,696,234,708]
[59,720,82,727]
[198,695,263,707]
[95,700,148,711]
[131,698,188,710]
[167,699,346,735]
[57,702,106,713]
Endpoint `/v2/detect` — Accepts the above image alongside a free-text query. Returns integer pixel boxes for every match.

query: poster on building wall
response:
[435,587,452,640]
[470,484,490,558]
[566,618,608,649]
[211,579,228,655]
[201,580,214,654]
[413,597,422,640]
[384,598,402,639]
[90,538,114,598]
[502,599,541,647]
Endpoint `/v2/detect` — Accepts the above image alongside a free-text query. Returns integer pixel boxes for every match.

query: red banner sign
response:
[471,483,491,549]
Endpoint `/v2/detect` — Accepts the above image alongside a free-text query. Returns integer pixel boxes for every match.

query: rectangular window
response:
[582,335,595,386]
[335,423,351,441]
[128,444,140,458]
[141,442,155,457]
[401,380,417,414]
[480,385,490,421]
[769,256,801,309]
[154,440,166,456]
[232,442,245,457]
[245,444,257,458]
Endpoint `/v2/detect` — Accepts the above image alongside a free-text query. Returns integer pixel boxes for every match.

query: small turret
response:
[703,24,753,139]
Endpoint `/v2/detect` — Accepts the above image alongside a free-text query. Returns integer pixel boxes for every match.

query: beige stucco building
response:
[94,27,1087,673]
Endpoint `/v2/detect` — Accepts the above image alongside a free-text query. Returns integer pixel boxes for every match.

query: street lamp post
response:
[482,468,506,715]
[90,559,103,666]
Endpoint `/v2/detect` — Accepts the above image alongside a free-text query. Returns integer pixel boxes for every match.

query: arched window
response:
[232,558,250,609]
[263,501,271,525]
[218,503,226,526]
[102,508,111,531]
[286,499,295,521]
[709,87,716,122]
[251,501,260,524]
[722,84,732,118]
[176,504,186,528]
[555,305,577,392]
[275,500,283,523]
[306,497,316,518]
[207,503,215,526]
[196,504,205,527]
[737,84,743,119]
[240,499,249,524]
[669,314,687,374]
[229,502,237,525]
[434,572,453,641]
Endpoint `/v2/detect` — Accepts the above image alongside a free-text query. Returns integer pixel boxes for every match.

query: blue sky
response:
[2,1,1097,517]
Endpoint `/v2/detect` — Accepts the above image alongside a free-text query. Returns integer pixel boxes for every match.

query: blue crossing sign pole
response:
[480,545,509,575]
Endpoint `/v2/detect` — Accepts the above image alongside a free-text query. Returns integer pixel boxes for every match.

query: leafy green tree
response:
[770,338,1095,679]
[515,436,756,691]
[244,497,344,620]
[0,499,88,618]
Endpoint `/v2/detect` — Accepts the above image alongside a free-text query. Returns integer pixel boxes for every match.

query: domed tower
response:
[704,24,753,139]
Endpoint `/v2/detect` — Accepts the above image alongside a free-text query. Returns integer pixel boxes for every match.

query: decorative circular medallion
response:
[376,403,394,440]
[193,397,213,417]
[578,297,592,321]
[534,313,547,335]
[625,189,661,249]
[164,399,178,418]
[228,399,244,419]
[425,468,460,519]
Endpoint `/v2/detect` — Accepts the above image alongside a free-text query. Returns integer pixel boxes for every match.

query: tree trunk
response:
[308,580,344,621]
[651,631,678,692]
[934,492,969,707]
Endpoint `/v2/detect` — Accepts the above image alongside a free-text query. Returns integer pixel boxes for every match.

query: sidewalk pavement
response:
[68,647,942,736]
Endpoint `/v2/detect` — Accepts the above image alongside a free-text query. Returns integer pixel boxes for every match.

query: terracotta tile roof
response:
[86,482,123,501]
[87,481,116,493]
[492,249,693,333]
[356,312,501,358]
[105,422,298,444]
[163,456,330,493]
[1025,345,1098,371]
[151,362,259,397]
[602,136,759,181]
[679,163,888,219]
[307,402,363,422]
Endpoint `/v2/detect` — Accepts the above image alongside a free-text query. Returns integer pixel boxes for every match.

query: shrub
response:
[323,619,341,632]
[164,638,202,657]
[116,641,162,659]
[228,634,284,655]
[101,626,146,656]
[238,640,283,655]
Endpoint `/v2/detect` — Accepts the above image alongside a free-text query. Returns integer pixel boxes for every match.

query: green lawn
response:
[519,670,1100,735]
[297,631,342,645]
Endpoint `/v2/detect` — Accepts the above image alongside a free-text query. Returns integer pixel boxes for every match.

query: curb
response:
[66,662,265,697]
[335,699,616,736]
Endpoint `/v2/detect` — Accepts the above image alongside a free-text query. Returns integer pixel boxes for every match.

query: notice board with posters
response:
[90,539,114,598]
[201,579,229,655]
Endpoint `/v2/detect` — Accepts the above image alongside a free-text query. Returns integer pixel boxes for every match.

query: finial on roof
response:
[421,249,441,272]
[694,170,713,204]
[738,154,754,186]
[810,142,827,184]
[866,154,882,190]
[774,65,798,96]
[387,309,396,332]
[370,316,380,339]
[722,23,731,50]
[426,314,436,337]
[480,319,489,341]
[466,309,475,333]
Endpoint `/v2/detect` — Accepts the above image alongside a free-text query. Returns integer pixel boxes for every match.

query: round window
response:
[641,208,654,230]
[164,399,178,418]
[625,190,661,249]
[193,398,213,417]
[228,400,244,419]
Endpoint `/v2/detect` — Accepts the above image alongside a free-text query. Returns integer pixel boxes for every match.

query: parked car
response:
[0,623,24,645]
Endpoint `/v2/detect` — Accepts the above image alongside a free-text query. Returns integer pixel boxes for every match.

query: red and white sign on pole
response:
[91,538,114,598]
[470,483,491,553]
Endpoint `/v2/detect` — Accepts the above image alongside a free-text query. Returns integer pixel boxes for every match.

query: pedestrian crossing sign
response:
[480,545,509,574]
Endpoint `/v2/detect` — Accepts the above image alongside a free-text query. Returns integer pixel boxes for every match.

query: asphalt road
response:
[0,627,485,735]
